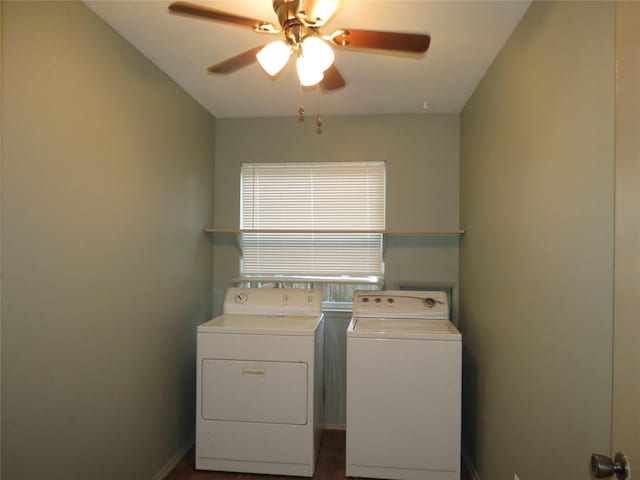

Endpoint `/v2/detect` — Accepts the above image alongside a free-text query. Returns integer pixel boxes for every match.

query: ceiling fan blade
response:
[169,1,279,32]
[296,0,350,27]
[320,64,346,91]
[207,45,265,74]
[329,29,430,53]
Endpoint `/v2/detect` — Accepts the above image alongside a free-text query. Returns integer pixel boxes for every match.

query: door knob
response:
[590,452,630,479]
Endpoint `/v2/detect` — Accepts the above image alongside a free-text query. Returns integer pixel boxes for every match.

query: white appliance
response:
[196,287,324,477]
[346,290,462,480]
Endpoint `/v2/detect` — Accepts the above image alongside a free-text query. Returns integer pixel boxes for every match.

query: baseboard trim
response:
[321,423,345,430]
[153,432,471,480]
[153,437,194,480]
[462,444,480,480]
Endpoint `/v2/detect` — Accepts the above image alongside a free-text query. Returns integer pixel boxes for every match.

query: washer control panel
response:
[224,287,322,316]
[353,290,449,319]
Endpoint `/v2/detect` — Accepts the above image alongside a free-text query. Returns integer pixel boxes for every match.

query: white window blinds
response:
[240,161,386,278]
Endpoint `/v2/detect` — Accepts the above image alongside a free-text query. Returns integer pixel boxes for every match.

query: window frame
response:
[238,161,386,304]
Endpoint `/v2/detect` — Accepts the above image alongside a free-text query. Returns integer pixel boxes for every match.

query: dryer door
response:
[201,359,308,425]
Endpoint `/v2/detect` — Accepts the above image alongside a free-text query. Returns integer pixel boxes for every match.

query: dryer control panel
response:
[223,287,322,316]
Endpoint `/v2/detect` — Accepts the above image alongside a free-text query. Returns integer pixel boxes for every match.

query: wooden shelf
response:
[231,276,384,286]
[204,228,465,235]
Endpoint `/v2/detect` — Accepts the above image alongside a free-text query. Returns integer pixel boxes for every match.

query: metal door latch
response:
[591,452,630,480]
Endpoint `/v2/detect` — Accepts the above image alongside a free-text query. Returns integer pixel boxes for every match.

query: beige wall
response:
[460,1,614,479]
[1,2,215,479]
[0,3,3,477]
[212,114,460,314]
[213,114,459,428]
[612,2,640,472]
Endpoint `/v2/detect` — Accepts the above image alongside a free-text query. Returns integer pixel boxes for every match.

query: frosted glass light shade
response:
[257,41,292,76]
[296,56,324,87]
[301,36,334,72]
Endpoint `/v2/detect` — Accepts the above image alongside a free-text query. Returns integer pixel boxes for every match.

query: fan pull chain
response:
[297,79,305,122]
[297,87,324,134]
[315,88,323,135]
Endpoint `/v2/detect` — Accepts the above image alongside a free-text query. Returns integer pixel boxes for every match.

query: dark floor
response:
[167,430,472,480]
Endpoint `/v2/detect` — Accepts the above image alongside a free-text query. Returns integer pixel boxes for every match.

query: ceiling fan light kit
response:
[301,36,334,72]
[257,35,335,86]
[168,0,431,91]
[256,40,292,76]
[296,55,324,86]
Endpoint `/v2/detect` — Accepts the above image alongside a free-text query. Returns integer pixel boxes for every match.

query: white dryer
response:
[196,287,324,477]
[346,290,461,480]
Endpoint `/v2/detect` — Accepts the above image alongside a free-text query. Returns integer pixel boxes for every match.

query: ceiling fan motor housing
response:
[273,0,325,27]
[273,0,297,26]
[273,0,323,50]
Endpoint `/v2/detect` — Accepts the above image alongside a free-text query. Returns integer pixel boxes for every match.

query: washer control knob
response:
[282,295,288,302]
[234,293,248,304]
[387,298,395,304]
[307,295,314,303]
[424,297,436,308]
[362,297,370,303]
[375,297,382,303]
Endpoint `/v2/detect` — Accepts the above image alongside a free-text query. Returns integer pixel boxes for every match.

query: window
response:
[240,161,386,288]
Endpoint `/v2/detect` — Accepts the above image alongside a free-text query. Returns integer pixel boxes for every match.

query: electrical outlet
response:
[514,474,520,480]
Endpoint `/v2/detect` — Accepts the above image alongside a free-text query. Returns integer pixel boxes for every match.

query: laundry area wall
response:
[459,1,614,479]
[212,115,460,427]
[212,114,461,312]
[1,2,216,479]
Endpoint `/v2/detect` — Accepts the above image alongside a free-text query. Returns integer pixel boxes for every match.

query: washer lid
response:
[198,313,323,336]
[349,317,461,340]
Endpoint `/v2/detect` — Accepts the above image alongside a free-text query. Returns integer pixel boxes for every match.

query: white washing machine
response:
[346,290,461,480]
[196,287,324,477]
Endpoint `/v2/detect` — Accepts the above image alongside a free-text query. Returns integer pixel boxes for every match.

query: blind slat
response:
[240,162,386,277]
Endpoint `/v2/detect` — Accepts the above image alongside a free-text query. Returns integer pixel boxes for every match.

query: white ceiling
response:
[85,0,531,118]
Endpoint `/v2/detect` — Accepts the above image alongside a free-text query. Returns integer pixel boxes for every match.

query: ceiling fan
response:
[168,0,431,91]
